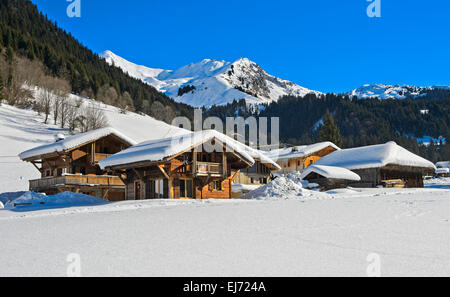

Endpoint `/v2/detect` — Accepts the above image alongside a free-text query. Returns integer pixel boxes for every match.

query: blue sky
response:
[31,0,450,93]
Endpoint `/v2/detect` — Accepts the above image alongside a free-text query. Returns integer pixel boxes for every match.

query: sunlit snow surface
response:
[0,176,449,276]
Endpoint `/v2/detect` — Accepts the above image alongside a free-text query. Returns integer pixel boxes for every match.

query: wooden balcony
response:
[29,174,124,192]
[195,162,224,177]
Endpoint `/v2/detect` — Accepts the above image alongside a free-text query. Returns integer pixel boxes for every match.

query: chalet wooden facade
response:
[266,142,340,174]
[19,128,136,201]
[100,130,257,200]
[313,142,436,188]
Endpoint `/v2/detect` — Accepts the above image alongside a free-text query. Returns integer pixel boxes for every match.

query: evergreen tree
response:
[318,110,343,147]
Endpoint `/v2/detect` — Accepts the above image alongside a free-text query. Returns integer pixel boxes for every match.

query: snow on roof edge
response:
[19,127,137,161]
[314,141,436,171]
[266,142,340,162]
[99,130,259,170]
[301,165,361,181]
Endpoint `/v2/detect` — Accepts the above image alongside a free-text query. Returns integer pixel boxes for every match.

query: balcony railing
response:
[195,162,223,177]
[29,174,124,191]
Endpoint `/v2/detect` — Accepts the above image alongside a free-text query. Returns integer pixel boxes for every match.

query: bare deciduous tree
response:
[97,85,118,106]
[77,103,109,132]
[37,89,52,124]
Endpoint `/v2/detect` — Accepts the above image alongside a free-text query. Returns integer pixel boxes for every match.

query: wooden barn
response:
[313,142,436,188]
[266,142,340,174]
[300,165,361,191]
[19,128,136,201]
[99,130,259,200]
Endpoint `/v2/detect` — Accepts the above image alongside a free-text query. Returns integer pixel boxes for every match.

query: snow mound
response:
[4,191,106,209]
[244,172,315,199]
[0,191,27,205]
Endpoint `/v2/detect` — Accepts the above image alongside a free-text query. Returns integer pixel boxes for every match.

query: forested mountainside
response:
[205,93,450,162]
[0,0,193,121]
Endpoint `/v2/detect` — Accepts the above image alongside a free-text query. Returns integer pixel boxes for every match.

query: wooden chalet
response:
[19,128,136,201]
[313,142,436,188]
[266,142,340,174]
[99,130,257,200]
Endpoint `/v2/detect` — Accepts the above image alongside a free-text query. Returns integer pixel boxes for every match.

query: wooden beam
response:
[117,173,127,184]
[168,178,174,199]
[30,161,42,172]
[193,148,197,177]
[102,189,110,201]
[91,142,96,165]
[133,168,143,180]
[222,151,227,178]
[158,165,170,180]
[230,170,240,182]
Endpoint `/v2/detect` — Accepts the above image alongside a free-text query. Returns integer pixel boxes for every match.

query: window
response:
[146,179,166,199]
[209,180,223,191]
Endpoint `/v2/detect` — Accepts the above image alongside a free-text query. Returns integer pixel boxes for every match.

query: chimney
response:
[54,133,66,142]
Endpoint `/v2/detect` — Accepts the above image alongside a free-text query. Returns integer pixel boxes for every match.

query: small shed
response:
[300,165,361,190]
[314,142,436,188]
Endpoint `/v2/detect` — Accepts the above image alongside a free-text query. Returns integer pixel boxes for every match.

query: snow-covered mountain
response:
[101,50,321,107]
[344,84,449,100]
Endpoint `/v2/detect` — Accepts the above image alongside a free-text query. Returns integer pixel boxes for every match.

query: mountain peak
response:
[102,52,321,107]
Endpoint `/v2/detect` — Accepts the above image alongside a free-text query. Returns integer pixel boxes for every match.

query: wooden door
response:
[135,181,141,200]
[179,179,193,199]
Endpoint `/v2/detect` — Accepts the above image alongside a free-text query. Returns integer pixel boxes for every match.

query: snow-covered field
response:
[0,185,449,277]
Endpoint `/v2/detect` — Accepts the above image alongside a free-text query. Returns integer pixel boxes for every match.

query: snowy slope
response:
[0,96,188,193]
[101,50,321,107]
[1,187,450,276]
[344,84,448,99]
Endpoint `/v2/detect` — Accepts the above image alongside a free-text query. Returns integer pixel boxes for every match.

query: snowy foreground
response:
[1,185,450,277]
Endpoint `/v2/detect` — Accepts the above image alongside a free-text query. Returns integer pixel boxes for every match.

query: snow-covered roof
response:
[436,161,450,169]
[100,130,281,170]
[436,168,450,174]
[301,165,361,181]
[314,142,436,171]
[266,142,340,161]
[19,128,137,161]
